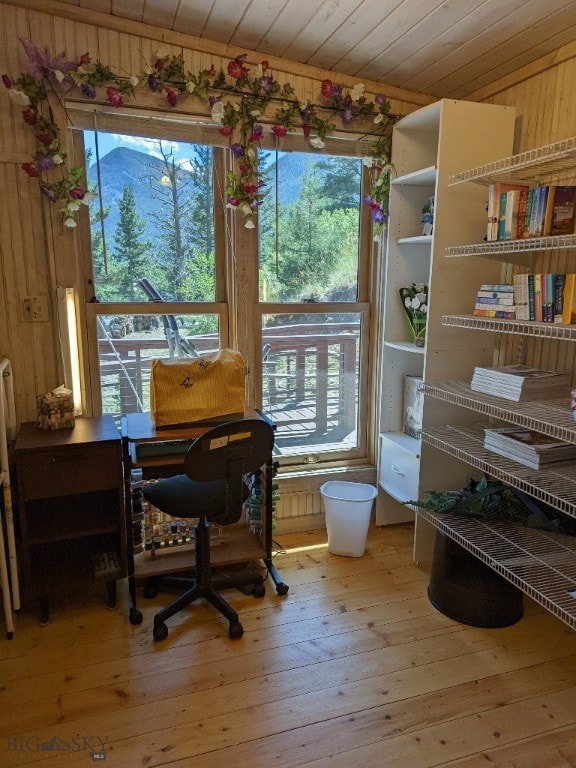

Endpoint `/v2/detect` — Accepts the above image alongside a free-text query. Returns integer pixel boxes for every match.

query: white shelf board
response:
[384,341,426,354]
[380,430,421,456]
[398,235,433,246]
[393,166,437,186]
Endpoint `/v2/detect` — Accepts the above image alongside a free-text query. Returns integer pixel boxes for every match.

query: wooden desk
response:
[14,417,125,622]
[121,410,288,625]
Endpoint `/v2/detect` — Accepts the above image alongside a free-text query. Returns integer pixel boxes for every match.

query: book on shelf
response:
[562,273,576,324]
[487,183,529,241]
[470,364,571,402]
[483,426,576,469]
[473,284,515,317]
[543,185,576,236]
[554,273,566,324]
[472,308,515,319]
[513,273,530,320]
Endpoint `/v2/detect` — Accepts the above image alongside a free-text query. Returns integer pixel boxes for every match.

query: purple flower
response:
[148,74,160,91]
[208,95,219,108]
[81,83,96,98]
[230,143,245,159]
[375,93,387,105]
[363,195,373,206]
[341,108,353,125]
[259,76,274,92]
[300,108,310,122]
[249,124,264,142]
[37,155,54,172]
[40,185,57,202]
[372,208,386,224]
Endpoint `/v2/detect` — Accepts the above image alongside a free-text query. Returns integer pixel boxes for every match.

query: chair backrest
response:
[184,418,275,525]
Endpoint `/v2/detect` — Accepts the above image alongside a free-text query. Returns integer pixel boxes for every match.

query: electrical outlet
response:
[21,295,49,322]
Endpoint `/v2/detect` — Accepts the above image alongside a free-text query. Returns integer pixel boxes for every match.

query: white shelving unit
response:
[376,99,517,528]
[418,136,576,629]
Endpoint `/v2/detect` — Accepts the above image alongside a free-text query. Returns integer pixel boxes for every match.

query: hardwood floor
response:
[1,523,576,767]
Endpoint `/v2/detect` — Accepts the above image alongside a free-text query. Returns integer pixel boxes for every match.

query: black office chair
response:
[142,418,275,641]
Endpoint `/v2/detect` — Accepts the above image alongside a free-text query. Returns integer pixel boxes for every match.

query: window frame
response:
[68,105,380,468]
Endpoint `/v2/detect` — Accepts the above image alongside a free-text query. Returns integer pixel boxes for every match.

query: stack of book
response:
[472,283,515,319]
[470,364,571,402]
[483,426,576,470]
[512,272,576,324]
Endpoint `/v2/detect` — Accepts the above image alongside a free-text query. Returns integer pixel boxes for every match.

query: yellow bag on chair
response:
[150,349,246,427]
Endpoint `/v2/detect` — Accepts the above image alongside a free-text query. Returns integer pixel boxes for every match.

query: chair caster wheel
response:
[129,609,143,625]
[229,621,244,639]
[153,622,169,641]
[253,582,266,598]
[276,582,289,596]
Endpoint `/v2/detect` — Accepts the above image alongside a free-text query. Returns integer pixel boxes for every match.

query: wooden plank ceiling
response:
[54,0,576,98]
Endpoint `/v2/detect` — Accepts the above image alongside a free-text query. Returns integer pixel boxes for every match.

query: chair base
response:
[151,517,265,641]
[153,580,245,640]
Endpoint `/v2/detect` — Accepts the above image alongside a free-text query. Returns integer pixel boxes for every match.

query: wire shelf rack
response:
[421,423,576,518]
[417,508,576,630]
[423,380,576,443]
[445,234,576,262]
[442,315,576,340]
[448,137,576,187]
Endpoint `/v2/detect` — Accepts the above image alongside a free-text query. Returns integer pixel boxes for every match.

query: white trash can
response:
[320,481,378,557]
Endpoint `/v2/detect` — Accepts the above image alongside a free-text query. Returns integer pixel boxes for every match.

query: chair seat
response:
[143,475,226,519]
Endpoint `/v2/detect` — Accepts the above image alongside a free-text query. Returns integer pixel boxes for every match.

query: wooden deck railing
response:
[97,322,359,440]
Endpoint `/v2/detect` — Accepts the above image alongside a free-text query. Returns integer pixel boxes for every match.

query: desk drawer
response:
[19,444,120,499]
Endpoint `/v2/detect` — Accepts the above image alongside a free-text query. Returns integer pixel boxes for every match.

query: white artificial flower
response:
[244,219,256,229]
[52,154,64,165]
[8,88,31,107]
[186,80,196,93]
[362,156,374,167]
[404,298,411,309]
[130,75,140,87]
[246,147,256,160]
[64,217,77,228]
[415,291,427,304]
[374,113,384,124]
[82,192,96,206]
[211,101,224,123]
[240,202,252,215]
[350,83,364,101]
[421,304,428,314]
[410,297,421,310]
[54,70,65,84]
[250,109,261,118]
[66,201,81,212]
[414,283,426,292]
[310,137,325,149]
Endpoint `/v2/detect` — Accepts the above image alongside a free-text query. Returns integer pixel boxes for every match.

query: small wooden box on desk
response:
[14,416,125,623]
[122,409,287,626]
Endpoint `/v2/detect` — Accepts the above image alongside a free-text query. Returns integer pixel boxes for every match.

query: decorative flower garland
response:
[2,37,398,232]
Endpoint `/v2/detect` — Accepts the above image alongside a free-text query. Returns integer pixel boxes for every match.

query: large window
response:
[79,122,374,466]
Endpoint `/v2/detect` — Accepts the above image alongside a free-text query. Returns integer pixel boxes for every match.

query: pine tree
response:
[112,185,152,301]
